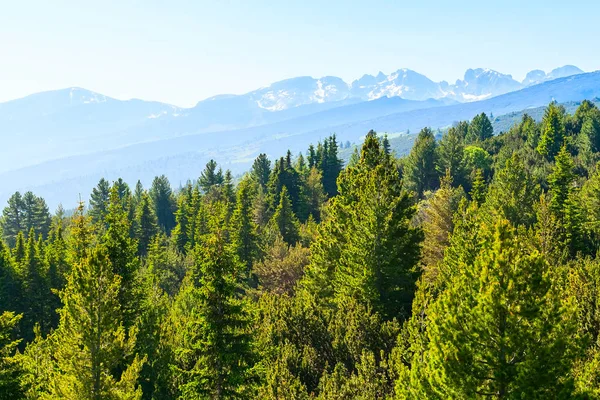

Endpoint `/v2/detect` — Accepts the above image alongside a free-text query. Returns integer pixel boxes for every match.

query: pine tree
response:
[549,145,576,219]
[12,232,25,264]
[230,178,261,275]
[404,127,439,199]
[1,191,51,246]
[199,159,224,193]
[304,130,422,320]
[170,231,254,399]
[49,245,144,399]
[485,153,540,227]
[89,178,111,224]
[0,240,20,314]
[436,125,466,186]
[0,192,23,247]
[0,311,23,398]
[149,175,176,234]
[21,229,50,340]
[408,221,580,399]
[537,102,567,161]
[171,191,191,254]
[322,135,344,198]
[270,186,300,245]
[466,112,494,143]
[252,154,272,189]
[419,171,466,275]
[382,134,392,155]
[134,192,159,257]
[102,186,140,330]
[305,166,326,222]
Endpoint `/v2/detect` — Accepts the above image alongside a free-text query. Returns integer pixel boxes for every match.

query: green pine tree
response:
[170,231,255,399]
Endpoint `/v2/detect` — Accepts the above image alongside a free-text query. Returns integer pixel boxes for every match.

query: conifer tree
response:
[134,192,158,257]
[419,171,466,274]
[199,159,224,193]
[89,178,111,224]
[49,245,144,399]
[407,221,580,399]
[171,191,191,254]
[305,166,326,222]
[485,153,540,227]
[252,154,271,189]
[304,130,422,320]
[1,191,51,246]
[0,240,19,314]
[12,232,25,264]
[170,231,254,399]
[466,112,494,143]
[102,186,140,330]
[21,229,50,340]
[321,135,343,198]
[0,192,23,247]
[270,186,300,245]
[230,178,261,274]
[537,102,567,161]
[549,145,576,218]
[404,127,439,199]
[436,125,466,186]
[0,311,23,398]
[149,175,176,234]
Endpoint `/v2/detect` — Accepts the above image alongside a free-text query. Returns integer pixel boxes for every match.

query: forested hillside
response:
[3,100,600,398]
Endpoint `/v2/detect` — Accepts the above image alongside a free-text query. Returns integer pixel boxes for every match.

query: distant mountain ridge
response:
[2,70,599,209]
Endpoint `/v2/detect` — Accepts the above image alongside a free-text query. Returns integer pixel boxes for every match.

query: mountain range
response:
[0,65,596,208]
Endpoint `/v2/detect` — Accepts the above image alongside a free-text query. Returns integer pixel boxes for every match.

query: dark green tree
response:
[537,102,567,161]
[466,112,494,143]
[89,178,111,224]
[134,192,159,257]
[404,127,439,198]
[270,186,300,245]
[170,231,255,399]
[149,175,176,234]
[251,154,272,189]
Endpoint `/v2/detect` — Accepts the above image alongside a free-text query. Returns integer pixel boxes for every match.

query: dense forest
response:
[2,100,600,399]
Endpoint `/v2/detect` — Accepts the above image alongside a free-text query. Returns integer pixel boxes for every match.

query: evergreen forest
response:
[4,100,600,399]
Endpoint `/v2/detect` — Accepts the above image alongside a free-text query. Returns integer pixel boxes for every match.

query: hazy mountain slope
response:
[2,71,599,209]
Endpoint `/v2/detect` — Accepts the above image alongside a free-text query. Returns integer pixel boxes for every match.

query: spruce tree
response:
[170,231,254,399]
[251,153,271,189]
[466,112,494,143]
[537,102,567,161]
[436,125,466,186]
[270,186,300,245]
[230,178,261,275]
[404,127,439,199]
[21,229,50,340]
[0,311,23,398]
[134,192,158,257]
[149,175,176,234]
[0,240,20,314]
[89,178,111,224]
[199,159,224,193]
[49,245,144,399]
[408,221,580,399]
[304,130,422,320]
[102,186,140,330]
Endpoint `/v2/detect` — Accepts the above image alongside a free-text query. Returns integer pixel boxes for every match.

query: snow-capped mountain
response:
[522,65,584,86]
[449,68,523,101]
[350,68,445,101]
[249,76,351,111]
[215,65,586,112]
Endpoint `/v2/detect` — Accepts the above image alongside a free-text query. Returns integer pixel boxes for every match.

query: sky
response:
[1,0,599,108]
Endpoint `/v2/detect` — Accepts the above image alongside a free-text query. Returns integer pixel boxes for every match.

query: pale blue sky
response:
[1,0,599,107]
